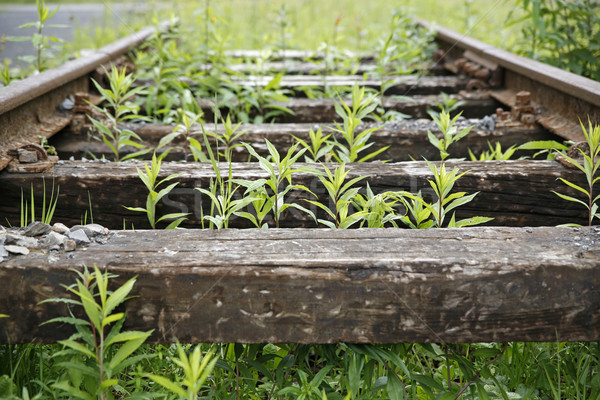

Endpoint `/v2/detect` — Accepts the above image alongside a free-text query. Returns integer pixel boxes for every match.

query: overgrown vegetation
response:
[0,1,598,399]
[507,0,600,81]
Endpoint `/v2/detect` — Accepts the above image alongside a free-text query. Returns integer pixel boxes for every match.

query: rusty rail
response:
[0,20,173,171]
[422,20,600,141]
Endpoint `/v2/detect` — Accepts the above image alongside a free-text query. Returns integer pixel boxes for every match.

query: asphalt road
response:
[0,3,145,63]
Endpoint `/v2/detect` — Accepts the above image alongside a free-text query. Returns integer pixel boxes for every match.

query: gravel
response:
[0,222,111,262]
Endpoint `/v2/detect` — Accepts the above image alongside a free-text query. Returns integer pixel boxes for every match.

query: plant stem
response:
[454,344,507,399]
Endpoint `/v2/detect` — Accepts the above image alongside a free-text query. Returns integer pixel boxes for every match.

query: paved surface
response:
[0,3,145,63]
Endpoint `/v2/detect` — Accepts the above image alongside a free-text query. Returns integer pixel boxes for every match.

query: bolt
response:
[515,91,531,105]
[432,49,445,62]
[520,113,536,124]
[17,148,39,163]
[474,68,490,81]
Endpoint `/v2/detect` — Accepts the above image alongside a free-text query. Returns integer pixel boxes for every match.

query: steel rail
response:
[0,20,173,171]
[0,22,172,114]
[421,20,600,140]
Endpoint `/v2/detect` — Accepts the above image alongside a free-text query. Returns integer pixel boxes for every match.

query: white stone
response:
[64,239,77,252]
[52,222,70,234]
[5,245,29,255]
[42,231,66,247]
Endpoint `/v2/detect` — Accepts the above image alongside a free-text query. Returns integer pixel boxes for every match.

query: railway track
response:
[0,20,598,344]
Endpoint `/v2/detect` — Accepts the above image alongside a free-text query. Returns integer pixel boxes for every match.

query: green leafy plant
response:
[5,0,66,72]
[193,115,257,229]
[517,139,569,160]
[427,110,472,160]
[88,118,149,162]
[88,67,149,161]
[92,66,146,123]
[293,126,334,163]
[330,84,389,162]
[395,190,435,229]
[553,121,600,227]
[276,366,333,400]
[424,161,493,228]
[233,187,273,229]
[307,163,368,229]
[156,107,208,162]
[0,60,13,87]
[432,92,467,117]
[233,140,317,228]
[507,0,600,81]
[468,141,518,161]
[234,72,295,123]
[124,153,188,229]
[352,184,404,228]
[42,265,153,399]
[214,114,248,162]
[147,343,217,400]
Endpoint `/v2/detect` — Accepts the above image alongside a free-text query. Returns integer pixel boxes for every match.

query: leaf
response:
[445,192,479,214]
[553,191,589,208]
[104,276,136,317]
[101,313,124,327]
[109,331,152,372]
[557,178,589,197]
[52,381,95,400]
[58,339,96,359]
[105,330,152,348]
[146,374,187,397]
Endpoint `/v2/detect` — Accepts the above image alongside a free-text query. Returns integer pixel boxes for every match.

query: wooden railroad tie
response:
[1,227,598,344]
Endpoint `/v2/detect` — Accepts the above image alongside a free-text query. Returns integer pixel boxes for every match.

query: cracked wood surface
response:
[51,120,552,162]
[0,227,598,343]
[197,94,499,123]
[0,160,590,229]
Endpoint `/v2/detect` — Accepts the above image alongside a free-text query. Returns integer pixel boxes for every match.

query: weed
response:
[88,67,149,161]
[517,139,569,160]
[427,110,472,160]
[37,135,56,156]
[147,343,217,400]
[88,117,148,162]
[424,161,493,228]
[395,190,435,229]
[307,163,368,229]
[214,114,248,162]
[234,72,295,123]
[5,0,66,73]
[0,60,13,87]
[468,141,518,161]
[507,0,600,80]
[431,92,466,117]
[293,126,334,163]
[124,153,188,229]
[195,116,257,230]
[372,10,428,119]
[553,121,600,227]
[42,265,153,399]
[157,106,208,162]
[18,179,59,227]
[352,184,404,228]
[234,140,318,228]
[330,84,389,162]
[80,192,94,226]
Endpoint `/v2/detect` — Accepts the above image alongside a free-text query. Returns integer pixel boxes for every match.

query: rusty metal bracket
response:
[6,143,58,173]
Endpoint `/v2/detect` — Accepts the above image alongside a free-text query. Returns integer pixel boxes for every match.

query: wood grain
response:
[51,120,552,162]
[0,160,589,229]
[1,227,598,343]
